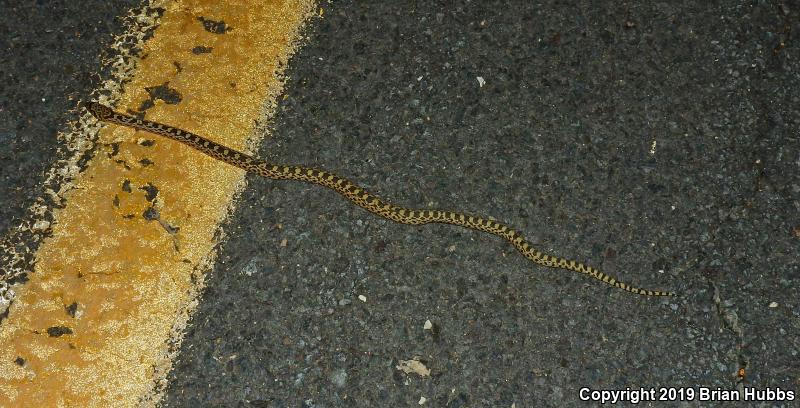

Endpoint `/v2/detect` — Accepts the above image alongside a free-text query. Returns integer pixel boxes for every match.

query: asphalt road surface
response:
[2,1,798,406]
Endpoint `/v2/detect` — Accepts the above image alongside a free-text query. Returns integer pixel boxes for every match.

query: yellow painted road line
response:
[0,1,315,406]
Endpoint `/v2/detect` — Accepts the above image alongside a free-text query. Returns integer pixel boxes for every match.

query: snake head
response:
[88,102,114,120]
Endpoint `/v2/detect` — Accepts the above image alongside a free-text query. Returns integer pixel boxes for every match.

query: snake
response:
[88,102,675,297]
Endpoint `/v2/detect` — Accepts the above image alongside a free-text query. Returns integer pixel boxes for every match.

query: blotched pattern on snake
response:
[88,102,675,297]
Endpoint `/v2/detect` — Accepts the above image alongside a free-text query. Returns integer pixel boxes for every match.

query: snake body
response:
[88,102,675,297]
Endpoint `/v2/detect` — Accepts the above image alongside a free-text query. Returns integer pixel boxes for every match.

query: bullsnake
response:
[88,102,675,297]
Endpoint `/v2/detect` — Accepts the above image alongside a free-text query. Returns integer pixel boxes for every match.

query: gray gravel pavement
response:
[163,1,799,407]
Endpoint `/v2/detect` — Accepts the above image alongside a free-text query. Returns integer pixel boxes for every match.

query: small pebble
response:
[330,369,347,387]
[32,220,50,231]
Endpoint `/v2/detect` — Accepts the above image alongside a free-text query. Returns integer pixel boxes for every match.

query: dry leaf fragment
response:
[396,358,431,377]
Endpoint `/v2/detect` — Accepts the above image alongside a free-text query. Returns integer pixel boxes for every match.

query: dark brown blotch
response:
[47,326,73,337]
[192,45,213,54]
[197,16,229,34]
[140,183,159,202]
[65,302,78,318]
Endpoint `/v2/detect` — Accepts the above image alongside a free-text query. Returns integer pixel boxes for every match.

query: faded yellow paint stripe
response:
[0,0,315,406]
